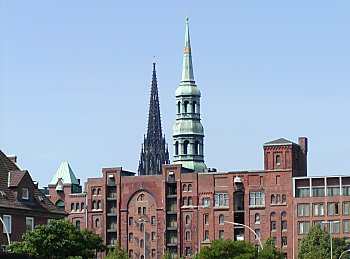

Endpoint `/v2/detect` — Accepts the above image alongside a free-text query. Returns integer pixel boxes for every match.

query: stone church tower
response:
[138,62,170,175]
[173,18,207,172]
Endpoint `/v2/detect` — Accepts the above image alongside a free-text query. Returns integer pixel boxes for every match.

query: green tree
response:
[196,238,284,259]
[105,244,129,259]
[258,238,284,259]
[163,249,174,259]
[197,239,257,259]
[7,219,104,259]
[298,224,349,259]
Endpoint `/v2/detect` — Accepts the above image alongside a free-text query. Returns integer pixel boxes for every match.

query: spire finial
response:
[181,16,194,82]
[153,55,156,64]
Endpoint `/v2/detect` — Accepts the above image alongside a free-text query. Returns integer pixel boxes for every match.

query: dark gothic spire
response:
[138,61,170,175]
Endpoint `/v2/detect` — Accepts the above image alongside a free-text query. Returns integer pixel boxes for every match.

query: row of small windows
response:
[183,197,193,206]
[177,101,198,114]
[298,202,350,217]
[1,215,35,234]
[183,184,192,192]
[254,211,287,223]
[297,220,350,235]
[92,200,102,210]
[92,188,102,196]
[71,202,85,212]
[128,231,157,243]
[271,194,287,204]
[128,216,157,227]
[185,214,226,225]
[174,141,200,156]
[297,185,350,198]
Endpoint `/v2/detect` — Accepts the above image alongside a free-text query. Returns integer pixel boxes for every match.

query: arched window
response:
[183,184,187,192]
[185,231,191,241]
[188,184,192,192]
[183,197,187,206]
[192,101,197,113]
[140,239,144,248]
[188,197,193,205]
[271,212,276,218]
[81,202,85,211]
[129,232,134,242]
[55,200,65,210]
[177,101,181,113]
[138,194,145,201]
[140,223,144,232]
[76,202,80,211]
[184,101,189,113]
[276,194,281,204]
[271,194,275,204]
[276,155,281,165]
[194,140,199,155]
[75,220,81,229]
[71,203,74,211]
[95,218,100,228]
[219,214,224,224]
[92,188,96,196]
[281,211,287,217]
[186,215,190,224]
[92,201,97,210]
[97,188,101,195]
[255,213,260,223]
[175,141,179,155]
[282,194,286,203]
[98,200,102,210]
[184,140,189,155]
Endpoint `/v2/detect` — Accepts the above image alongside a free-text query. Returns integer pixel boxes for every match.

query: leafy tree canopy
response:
[298,224,349,259]
[7,219,104,259]
[196,238,284,259]
[105,244,129,259]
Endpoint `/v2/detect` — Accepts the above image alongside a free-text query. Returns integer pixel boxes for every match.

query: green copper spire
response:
[181,17,195,82]
[173,18,206,173]
[49,162,79,185]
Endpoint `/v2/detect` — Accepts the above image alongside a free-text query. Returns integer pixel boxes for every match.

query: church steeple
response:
[138,61,170,175]
[173,18,207,172]
[181,17,194,82]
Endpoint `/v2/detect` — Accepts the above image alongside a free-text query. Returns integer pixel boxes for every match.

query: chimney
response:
[7,155,17,164]
[298,137,308,177]
[298,137,308,154]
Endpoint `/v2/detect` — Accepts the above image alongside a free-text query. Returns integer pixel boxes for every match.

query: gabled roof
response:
[49,161,79,185]
[8,170,26,187]
[263,138,296,147]
[0,149,66,216]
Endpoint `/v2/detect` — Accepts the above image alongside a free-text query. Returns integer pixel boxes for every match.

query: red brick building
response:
[0,150,66,249]
[42,18,350,259]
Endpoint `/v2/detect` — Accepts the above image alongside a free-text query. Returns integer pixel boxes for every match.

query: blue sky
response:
[1,1,349,187]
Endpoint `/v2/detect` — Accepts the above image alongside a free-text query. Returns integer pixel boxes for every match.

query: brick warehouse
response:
[2,17,350,259]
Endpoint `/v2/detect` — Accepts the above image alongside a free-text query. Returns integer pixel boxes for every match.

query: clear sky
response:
[1,1,349,187]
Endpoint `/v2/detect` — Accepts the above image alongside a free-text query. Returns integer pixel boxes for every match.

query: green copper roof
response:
[264,138,296,146]
[181,17,194,82]
[49,162,79,185]
[173,120,204,136]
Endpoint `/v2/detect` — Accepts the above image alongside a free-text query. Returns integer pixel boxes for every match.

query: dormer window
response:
[22,188,29,200]
[276,155,281,165]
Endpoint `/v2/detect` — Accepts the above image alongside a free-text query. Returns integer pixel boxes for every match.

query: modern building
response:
[0,150,67,249]
[41,17,350,259]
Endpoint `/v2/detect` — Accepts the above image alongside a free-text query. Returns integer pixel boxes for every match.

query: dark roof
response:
[0,149,67,216]
[263,138,296,147]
